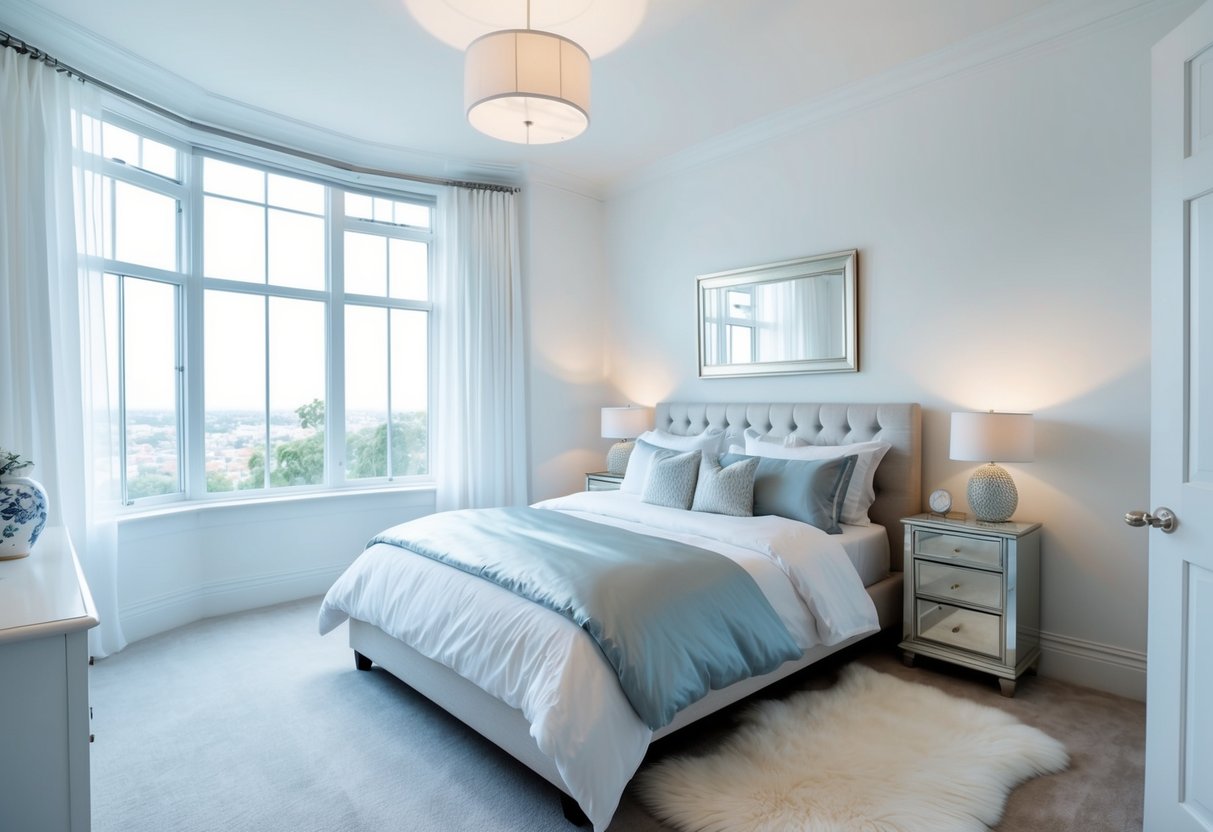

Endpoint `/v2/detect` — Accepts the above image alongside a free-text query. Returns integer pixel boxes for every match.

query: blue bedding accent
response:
[369,507,802,730]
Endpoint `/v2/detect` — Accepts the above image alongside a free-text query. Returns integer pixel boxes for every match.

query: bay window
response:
[82,115,434,507]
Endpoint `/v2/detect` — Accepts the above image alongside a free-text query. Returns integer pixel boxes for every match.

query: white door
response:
[1147,4,1213,830]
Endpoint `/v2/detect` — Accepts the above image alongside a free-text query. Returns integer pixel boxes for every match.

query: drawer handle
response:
[950,583,961,591]
[951,625,961,634]
[952,547,962,554]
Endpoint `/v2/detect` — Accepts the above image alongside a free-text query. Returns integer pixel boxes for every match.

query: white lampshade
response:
[950,411,1035,463]
[601,406,651,440]
[465,29,590,145]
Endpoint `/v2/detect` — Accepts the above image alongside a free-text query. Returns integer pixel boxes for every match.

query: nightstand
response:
[585,472,624,491]
[899,513,1041,697]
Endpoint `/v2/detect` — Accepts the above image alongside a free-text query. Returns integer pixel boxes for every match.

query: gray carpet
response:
[91,597,1145,831]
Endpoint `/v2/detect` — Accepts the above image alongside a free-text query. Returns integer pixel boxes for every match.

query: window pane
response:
[373,197,394,223]
[727,290,752,318]
[203,158,265,202]
[141,138,178,180]
[344,231,387,296]
[389,239,428,300]
[204,196,265,283]
[268,174,324,215]
[394,201,431,229]
[100,275,122,498]
[390,309,427,476]
[114,181,177,271]
[205,290,266,492]
[79,114,99,155]
[100,176,114,260]
[345,305,388,479]
[728,325,752,364]
[102,122,140,166]
[269,297,326,487]
[345,192,373,220]
[268,209,324,290]
[123,278,181,500]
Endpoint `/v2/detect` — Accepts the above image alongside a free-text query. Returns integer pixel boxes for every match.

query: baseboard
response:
[119,562,348,645]
[1036,630,1146,701]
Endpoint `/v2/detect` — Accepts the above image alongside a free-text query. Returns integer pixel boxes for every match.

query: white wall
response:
[521,179,613,501]
[115,489,434,644]
[599,6,1195,699]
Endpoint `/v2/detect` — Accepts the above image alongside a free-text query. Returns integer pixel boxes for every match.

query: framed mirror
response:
[698,249,858,377]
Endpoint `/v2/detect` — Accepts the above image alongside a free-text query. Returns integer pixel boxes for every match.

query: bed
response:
[318,401,921,831]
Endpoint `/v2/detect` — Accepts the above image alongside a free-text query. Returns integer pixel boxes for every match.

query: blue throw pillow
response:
[720,453,856,534]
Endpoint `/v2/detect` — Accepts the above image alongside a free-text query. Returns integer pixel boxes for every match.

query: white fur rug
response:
[637,664,1069,832]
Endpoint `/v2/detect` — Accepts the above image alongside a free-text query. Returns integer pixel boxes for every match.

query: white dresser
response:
[0,528,99,832]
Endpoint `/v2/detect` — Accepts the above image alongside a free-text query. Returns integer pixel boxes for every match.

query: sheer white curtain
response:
[0,49,126,656]
[433,187,528,511]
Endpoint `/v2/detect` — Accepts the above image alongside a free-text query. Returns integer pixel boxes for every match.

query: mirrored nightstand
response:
[899,513,1042,697]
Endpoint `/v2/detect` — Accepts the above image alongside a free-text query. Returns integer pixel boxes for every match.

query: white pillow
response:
[621,429,725,494]
[743,428,808,449]
[743,433,891,525]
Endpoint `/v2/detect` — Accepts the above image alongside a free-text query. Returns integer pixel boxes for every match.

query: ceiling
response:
[2,0,1059,189]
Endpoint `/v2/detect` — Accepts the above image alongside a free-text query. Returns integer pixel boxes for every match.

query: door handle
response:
[1124,507,1178,533]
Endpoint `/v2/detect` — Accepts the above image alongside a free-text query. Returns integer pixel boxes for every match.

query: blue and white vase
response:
[0,475,49,559]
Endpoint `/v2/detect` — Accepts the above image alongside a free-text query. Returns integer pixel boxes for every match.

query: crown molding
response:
[607,0,1191,198]
[0,0,524,187]
[520,163,607,202]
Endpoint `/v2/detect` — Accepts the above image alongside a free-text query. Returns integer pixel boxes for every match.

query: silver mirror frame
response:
[697,249,858,378]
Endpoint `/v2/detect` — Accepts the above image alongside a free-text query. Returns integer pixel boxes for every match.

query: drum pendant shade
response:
[465,29,591,144]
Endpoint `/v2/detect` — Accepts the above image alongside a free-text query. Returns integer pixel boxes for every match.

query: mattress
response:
[836,522,891,587]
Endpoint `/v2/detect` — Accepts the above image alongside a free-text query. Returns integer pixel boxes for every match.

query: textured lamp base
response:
[606,440,636,475]
[967,463,1018,522]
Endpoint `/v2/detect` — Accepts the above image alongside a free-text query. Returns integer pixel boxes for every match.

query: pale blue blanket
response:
[369,507,802,730]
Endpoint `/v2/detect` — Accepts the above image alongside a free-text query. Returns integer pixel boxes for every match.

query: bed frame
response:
[347,401,922,824]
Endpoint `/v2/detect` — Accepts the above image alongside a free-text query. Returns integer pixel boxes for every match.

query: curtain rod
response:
[0,30,521,194]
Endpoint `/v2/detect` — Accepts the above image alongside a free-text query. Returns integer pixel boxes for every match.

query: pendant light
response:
[463,0,591,144]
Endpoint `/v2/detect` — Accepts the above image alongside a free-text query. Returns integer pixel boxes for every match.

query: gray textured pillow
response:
[692,454,760,516]
[720,453,856,534]
[641,449,701,510]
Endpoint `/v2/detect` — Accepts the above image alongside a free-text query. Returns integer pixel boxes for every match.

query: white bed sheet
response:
[836,522,891,587]
[318,492,879,832]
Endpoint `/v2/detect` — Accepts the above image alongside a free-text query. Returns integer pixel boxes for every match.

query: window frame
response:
[86,109,437,511]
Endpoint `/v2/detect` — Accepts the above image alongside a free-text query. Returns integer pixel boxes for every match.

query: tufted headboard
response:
[655,402,922,571]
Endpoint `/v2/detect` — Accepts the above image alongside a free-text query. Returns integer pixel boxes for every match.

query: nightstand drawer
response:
[913,530,1002,570]
[915,600,1002,659]
[585,473,623,492]
[915,561,1003,611]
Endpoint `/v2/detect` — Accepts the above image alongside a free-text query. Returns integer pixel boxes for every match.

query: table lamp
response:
[949,411,1034,522]
[601,406,652,475]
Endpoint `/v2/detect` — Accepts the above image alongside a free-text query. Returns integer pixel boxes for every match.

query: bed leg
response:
[560,794,590,827]
[354,651,373,671]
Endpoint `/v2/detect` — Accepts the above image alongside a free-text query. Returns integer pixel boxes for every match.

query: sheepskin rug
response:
[636,663,1069,832]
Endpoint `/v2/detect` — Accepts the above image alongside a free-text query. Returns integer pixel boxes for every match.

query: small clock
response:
[929,488,953,515]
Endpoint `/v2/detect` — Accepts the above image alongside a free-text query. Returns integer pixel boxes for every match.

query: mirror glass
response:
[698,250,857,377]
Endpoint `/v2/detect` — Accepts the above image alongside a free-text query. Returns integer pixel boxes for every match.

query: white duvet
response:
[317,490,879,831]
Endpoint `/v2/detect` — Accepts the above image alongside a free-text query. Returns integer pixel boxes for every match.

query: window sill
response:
[116,483,436,525]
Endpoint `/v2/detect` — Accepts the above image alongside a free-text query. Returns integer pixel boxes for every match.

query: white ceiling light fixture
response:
[463,0,591,144]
